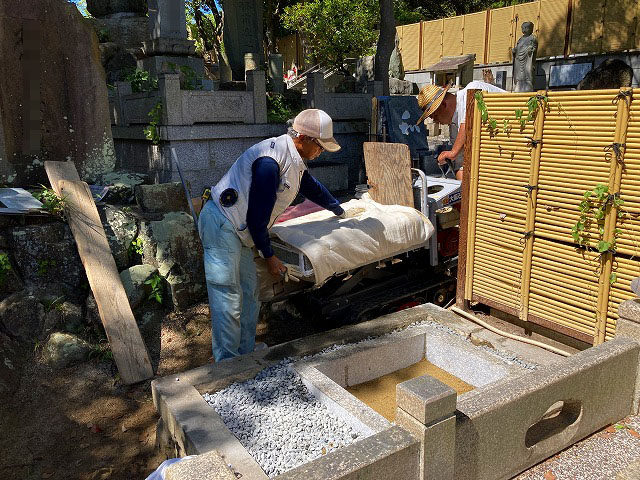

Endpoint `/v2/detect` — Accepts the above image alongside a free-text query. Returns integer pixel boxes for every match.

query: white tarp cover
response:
[270,198,435,285]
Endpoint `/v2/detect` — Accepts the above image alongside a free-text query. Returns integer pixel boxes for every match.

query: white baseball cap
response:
[292,109,341,152]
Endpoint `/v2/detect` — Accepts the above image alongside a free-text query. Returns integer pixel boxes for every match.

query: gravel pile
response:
[204,361,361,477]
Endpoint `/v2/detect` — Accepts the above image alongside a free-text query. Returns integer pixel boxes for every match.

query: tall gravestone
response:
[138,0,203,77]
[223,0,264,81]
[0,0,116,186]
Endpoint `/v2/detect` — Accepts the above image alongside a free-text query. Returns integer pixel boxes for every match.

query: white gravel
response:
[204,360,361,477]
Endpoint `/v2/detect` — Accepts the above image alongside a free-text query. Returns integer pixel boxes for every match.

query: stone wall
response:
[112,120,367,196]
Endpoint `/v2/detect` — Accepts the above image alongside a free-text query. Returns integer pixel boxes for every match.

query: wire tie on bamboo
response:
[523,184,538,196]
[519,230,534,245]
[604,142,626,165]
[525,137,542,149]
[612,89,633,107]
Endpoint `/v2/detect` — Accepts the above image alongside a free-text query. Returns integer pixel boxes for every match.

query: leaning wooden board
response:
[43,161,81,194]
[363,142,414,208]
[58,179,153,384]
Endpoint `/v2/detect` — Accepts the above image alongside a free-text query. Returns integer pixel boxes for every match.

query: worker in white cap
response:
[199,109,347,361]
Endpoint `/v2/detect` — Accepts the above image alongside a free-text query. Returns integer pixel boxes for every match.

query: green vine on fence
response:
[144,101,163,145]
[572,183,624,262]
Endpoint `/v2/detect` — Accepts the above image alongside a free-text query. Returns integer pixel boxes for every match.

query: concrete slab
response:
[275,426,420,480]
[152,381,268,479]
[165,450,236,480]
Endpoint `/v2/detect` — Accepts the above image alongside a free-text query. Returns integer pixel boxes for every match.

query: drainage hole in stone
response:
[525,400,582,448]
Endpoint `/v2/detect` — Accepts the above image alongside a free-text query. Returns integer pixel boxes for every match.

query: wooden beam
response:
[456,89,479,309]
[43,161,81,196]
[59,179,153,384]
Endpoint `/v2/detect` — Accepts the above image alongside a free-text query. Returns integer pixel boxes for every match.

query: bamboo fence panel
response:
[421,19,443,68]
[465,88,637,345]
[569,0,605,54]
[399,23,421,71]
[442,16,464,57]
[462,11,488,61]
[538,0,568,57]
[487,6,515,63]
[397,1,638,72]
[602,0,638,52]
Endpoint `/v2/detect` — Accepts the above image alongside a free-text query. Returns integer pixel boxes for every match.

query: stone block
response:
[247,69,267,124]
[454,338,640,480]
[276,426,420,480]
[138,211,205,310]
[99,204,138,271]
[0,291,44,342]
[396,374,456,425]
[151,381,268,478]
[307,161,349,192]
[9,222,85,301]
[615,300,640,412]
[395,407,455,480]
[92,170,149,203]
[120,264,158,309]
[135,182,189,214]
[345,333,425,387]
[0,0,116,186]
[165,450,236,480]
[307,72,326,110]
[389,78,417,95]
[42,332,91,369]
[295,363,389,434]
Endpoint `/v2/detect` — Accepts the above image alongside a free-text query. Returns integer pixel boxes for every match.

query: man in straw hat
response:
[416,80,505,180]
[199,109,352,361]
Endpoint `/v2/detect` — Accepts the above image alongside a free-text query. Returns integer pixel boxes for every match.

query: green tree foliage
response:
[283,0,378,71]
[398,0,533,20]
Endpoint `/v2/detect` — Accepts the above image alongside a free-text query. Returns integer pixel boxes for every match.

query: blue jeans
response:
[198,200,259,361]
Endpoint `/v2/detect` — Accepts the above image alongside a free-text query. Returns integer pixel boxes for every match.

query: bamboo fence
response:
[462,87,638,345]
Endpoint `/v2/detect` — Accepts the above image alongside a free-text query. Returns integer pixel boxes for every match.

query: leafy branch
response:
[144,102,163,145]
[572,183,624,256]
[145,273,164,304]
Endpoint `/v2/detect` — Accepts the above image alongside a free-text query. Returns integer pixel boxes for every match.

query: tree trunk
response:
[374,0,395,96]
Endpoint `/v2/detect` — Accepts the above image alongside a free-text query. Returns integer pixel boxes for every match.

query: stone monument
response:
[511,21,537,92]
[223,0,265,81]
[389,33,405,80]
[86,0,148,83]
[138,0,203,77]
[0,0,116,185]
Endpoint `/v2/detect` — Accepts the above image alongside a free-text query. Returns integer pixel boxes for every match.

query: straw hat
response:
[416,84,451,125]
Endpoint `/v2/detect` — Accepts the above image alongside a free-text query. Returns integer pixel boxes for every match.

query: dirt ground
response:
[0,301,322,480]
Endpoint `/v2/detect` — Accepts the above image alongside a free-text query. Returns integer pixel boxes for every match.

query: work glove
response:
[338,207,365,219]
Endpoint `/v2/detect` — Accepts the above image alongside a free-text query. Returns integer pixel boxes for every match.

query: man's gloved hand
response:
[265,255,287,277]
[338,207,365,219]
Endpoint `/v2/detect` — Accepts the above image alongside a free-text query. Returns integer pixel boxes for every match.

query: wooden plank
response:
[456,90,478,309]
[44,161,81,196]
[58,180,153,384]
[363,142,413,208]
